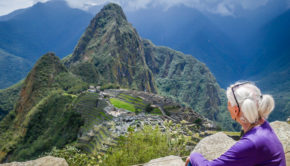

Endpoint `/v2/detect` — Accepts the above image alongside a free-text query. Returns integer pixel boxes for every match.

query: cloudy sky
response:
[0,0,288,16]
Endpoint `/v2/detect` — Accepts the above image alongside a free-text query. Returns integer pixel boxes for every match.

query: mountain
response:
[0,52,87,162]
[64,3,231,127]
[0,49,31,89]
[0,81,23,121]
[0,3,233,163]
[0,0,93,89]
[0,0,93,60]
[142,40,226,122]
[245,10,290,122]
[126,6,241,88]
[245,10,290,77]
[64,4,156,93]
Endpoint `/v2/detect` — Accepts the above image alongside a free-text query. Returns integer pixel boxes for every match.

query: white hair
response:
[226,82,275,124]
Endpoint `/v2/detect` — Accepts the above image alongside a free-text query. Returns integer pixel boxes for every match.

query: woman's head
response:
[226,82,275,124]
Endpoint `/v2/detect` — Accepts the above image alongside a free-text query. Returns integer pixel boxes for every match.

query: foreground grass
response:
[47,124,191,166]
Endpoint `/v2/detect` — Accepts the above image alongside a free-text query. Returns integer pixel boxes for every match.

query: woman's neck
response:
[241,118,265,133]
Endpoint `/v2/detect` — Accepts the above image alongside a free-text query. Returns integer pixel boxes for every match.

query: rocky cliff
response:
[143,39,225,122]
[64,3,156,93]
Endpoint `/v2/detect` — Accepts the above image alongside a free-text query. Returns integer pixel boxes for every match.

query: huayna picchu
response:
[63,4,156,93]
[0,3,235,164]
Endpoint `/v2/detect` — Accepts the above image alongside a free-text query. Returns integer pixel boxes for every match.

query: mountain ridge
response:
[0,3,234,163]
[0,0,93,89]
[65,3,157,93]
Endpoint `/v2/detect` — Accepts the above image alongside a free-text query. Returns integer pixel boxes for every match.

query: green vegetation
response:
[0,49,32,89]
[69,62,99,84]
[0,3,252,164]
[117,93,146,110]
[64,3,156,92]
[205,130,240,137]
[110,98,136,112]
[0,81,23,121]
[53,72,88,94]
[71,93,111,132]
[150,107,163,115]
[43,146,103,166]
[76,124,114,154]
[100,83,120,91]
[144,104,162,115]
[7,92,84,161]
[258,71,290,122]
[142,40,235,130]
[119,93,143,102]
[145,104,154,113]
[102,125,190,166]
[0,53,90,162]
[46,122,196,166]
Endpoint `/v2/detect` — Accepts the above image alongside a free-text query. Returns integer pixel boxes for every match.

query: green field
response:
[109,98,136,112]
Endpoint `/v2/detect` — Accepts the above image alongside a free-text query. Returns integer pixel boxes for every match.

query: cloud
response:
[0,0,275,16]
[0,0,48,16]
[65,0,270,16]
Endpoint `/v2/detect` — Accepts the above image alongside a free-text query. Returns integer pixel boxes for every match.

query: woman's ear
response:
[228,102,240,120]
[233,105,239,116]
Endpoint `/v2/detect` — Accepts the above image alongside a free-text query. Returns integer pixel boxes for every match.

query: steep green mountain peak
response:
[0,52,87,162]
[100,3,127,21]
[14,52,67,123]
[64,3,156,93]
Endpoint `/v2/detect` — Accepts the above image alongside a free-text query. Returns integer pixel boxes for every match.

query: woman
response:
[185,82,286,166]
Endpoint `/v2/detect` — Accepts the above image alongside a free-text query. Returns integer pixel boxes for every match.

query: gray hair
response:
[226,82,275,124]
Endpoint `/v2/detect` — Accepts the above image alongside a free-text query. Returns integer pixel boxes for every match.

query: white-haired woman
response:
[185,82,286,166]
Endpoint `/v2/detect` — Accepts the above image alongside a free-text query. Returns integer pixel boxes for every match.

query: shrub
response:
[145,104,154,113]
[43,146,103,166]
[101,125,190,166]
[100,84,120,91]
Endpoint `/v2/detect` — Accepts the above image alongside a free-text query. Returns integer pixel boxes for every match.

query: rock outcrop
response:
[191,132,236,160]
[270,121,290,153]
[190,121,290,164]
[144,155,184,166]
[64,3,156,93]
[270,121,290,165]
[0,156,68,166]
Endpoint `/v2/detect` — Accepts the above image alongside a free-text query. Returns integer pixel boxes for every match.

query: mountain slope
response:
[245,10,290,121]
[143,40,232,129]
[126,6,241,87]
[64,4,231,128]
[0,49,31,89]
[0,53,87,162]
[245,10,290,77]
[64,4,156,93]
[0,0,92,61]
[0,0,93,89]
[0,81,23,121]
[0,3,236,163]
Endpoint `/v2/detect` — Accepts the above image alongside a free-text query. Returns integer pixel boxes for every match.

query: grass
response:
[150,108,163,115]
[118,94,146,106]
[119,93,143,102]
[71,93,110,132]
[109,98,136,112]
[205,130,240,137]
